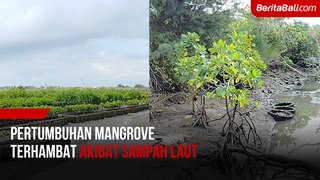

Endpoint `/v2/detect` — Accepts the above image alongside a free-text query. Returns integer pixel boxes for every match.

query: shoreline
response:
[151,68,311,156]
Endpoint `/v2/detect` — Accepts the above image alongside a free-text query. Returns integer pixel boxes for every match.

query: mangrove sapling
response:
[192,93,208,127]
[175,24,266,128]
[208,20,267,174]
[175,18,268,174]
[174,32,211,127]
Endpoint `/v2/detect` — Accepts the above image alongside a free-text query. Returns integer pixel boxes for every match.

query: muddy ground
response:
[151,69,306,152]
[146,69,312,179]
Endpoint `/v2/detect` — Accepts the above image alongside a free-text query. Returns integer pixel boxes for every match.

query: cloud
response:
[0,0,149,87]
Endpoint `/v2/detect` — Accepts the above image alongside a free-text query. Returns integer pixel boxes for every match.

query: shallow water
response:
[271,80,320,162]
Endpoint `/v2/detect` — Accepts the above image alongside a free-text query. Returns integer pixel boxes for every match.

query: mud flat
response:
[154,101,270,151]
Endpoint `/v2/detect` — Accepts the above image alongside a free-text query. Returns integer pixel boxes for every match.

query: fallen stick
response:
[279,55,307,78]
[228,147,320,178]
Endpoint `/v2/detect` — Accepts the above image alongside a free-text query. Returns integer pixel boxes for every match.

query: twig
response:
[207,113,227,123]
[228,147,320,178]
[288,142,320,157]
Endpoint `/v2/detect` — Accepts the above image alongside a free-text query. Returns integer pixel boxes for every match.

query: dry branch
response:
[228,147,320,178]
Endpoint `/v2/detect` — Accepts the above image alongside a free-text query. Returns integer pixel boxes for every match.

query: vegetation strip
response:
[0,87,149,120]
[0,104,149,136]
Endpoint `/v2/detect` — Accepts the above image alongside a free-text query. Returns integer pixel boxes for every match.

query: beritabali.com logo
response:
[251,0,320,17]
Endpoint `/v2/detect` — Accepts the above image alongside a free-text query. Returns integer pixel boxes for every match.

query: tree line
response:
[150,0,320,93]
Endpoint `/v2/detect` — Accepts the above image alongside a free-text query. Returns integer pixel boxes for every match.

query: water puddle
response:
[271,80,320,163]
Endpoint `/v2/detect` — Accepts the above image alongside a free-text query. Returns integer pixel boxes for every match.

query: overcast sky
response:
[0,0,148,87]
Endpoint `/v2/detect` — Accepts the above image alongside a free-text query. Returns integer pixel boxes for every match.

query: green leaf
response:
[215,87,226,97]
[196,81,203,89]
[218,39,225,47]
[233,52,239,60]
[258,81,263,87]
[235,76,241,83]
[255,101,260,107]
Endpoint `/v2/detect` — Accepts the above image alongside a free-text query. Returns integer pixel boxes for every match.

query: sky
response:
[0,0,149,87]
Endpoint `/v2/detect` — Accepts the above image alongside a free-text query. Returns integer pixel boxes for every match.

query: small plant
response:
[175,19,267,172]
[282,56,294,69]
[175,32,208,120]
[175,21,266,127]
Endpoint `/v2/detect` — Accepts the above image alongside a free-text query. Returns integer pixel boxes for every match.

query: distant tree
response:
[281,21,319,66]
[117,84,126,88]
[234,11,319,68]
[17,85,25,89]
[134,84,146,88]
